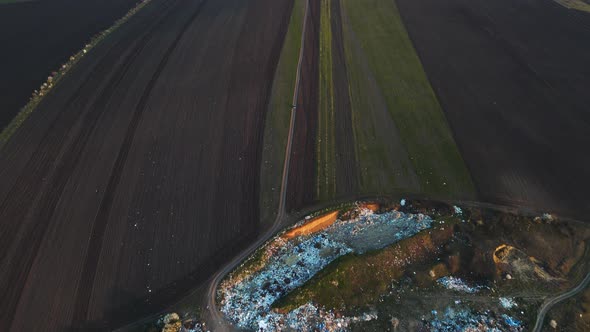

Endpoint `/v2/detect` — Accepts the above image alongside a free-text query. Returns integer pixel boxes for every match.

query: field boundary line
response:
[204,0,310,329]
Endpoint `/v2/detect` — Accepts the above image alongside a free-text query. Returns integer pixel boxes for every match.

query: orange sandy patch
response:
[359,202,379,212]
[283,211,339,239]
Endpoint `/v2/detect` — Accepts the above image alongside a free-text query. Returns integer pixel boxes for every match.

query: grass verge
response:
[340,0,475,198]
[260,0,305,225]
[554,0,590,13]
[0,0,153,148]
[316,0,337,200]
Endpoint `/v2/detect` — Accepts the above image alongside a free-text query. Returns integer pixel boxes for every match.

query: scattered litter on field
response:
[503,314,522,327]
[437,276,486,293]
[255,302,377,331]
[453,205,462,215]
[157,312,207,332]
[220,207,433,330]
[499,297,518,309]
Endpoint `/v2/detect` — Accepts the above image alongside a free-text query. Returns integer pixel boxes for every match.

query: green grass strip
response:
[316,0,337,200]
[260,0,305,225]
[341,0,475,198]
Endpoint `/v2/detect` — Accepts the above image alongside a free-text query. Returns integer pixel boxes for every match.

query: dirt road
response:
[286,0,321,212]
[204,0,311,329]
[0,0,292,330]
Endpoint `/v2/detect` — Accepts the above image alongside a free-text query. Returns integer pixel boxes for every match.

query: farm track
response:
[396,0,590,219]
[330,0,358,196]
[286,0,321,212]
[0,0,292,330]
[533,271,590,332]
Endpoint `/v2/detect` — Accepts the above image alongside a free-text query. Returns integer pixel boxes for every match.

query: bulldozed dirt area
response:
[396,0,590,219]
[0,0,292,330]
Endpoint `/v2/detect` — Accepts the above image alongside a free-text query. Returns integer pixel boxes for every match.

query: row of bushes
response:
[0,0,152,148]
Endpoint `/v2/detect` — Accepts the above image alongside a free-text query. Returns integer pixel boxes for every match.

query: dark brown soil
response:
[0,0,140,128]
[0,0,292,330]
[331,0,359,196]
[396,0,590,219]
[286,0,321,212]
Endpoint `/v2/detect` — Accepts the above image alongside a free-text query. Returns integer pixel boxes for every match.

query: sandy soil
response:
[0,0,292,330]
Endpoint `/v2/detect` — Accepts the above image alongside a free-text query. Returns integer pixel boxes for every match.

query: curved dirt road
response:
[203,0,310,329]
[533,271,590,332]
[0,0,294,329]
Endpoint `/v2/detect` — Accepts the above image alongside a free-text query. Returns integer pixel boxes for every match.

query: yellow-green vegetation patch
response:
[316,0,337,200]
[554,0,590,13]
[260,0,305,225]
[340,0,475,198]
[340,8,419,194]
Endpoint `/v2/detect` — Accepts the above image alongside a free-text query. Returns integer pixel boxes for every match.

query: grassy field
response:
[260,0,305,225]
[340,0,475,198]
[316,0,337,200]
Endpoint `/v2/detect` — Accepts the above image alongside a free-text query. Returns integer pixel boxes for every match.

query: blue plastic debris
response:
[220,208,430,330]
[429,306,523,332]
[503,314,521,327]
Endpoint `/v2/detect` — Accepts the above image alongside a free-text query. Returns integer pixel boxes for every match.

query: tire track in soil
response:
[286,0,321,212]
[0,0,168,260]
[331,0,358,196]
[0,0,177,261]
[71,0,208,325]
[0,1,179,330]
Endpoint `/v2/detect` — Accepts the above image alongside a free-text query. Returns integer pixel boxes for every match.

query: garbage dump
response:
[219,207,433,330]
